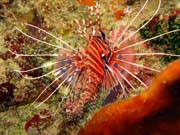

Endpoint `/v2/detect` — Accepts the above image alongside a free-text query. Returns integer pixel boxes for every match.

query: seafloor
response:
[0,0,179,135]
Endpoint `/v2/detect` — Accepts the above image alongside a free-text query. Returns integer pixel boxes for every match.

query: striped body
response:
[65,36,110,114]
[55,26,138,115]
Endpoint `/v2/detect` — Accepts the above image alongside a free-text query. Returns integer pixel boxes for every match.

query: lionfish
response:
[8,0,180,115]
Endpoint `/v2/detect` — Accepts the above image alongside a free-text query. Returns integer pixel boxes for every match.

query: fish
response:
[8,0,180,116]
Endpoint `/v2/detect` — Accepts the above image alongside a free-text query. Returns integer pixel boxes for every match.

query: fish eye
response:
[101,53,106,60]
[101,53,105,58]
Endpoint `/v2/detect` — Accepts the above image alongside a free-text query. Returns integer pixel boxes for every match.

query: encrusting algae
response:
[79,59,180,135]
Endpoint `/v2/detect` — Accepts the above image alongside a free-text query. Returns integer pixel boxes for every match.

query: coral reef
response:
[25,109,52,134]
[0,0,179,135]
[140,9,180,63]
[78,59,180,135]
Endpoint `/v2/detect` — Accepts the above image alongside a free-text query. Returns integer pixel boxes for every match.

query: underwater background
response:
[0,0,180,135]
